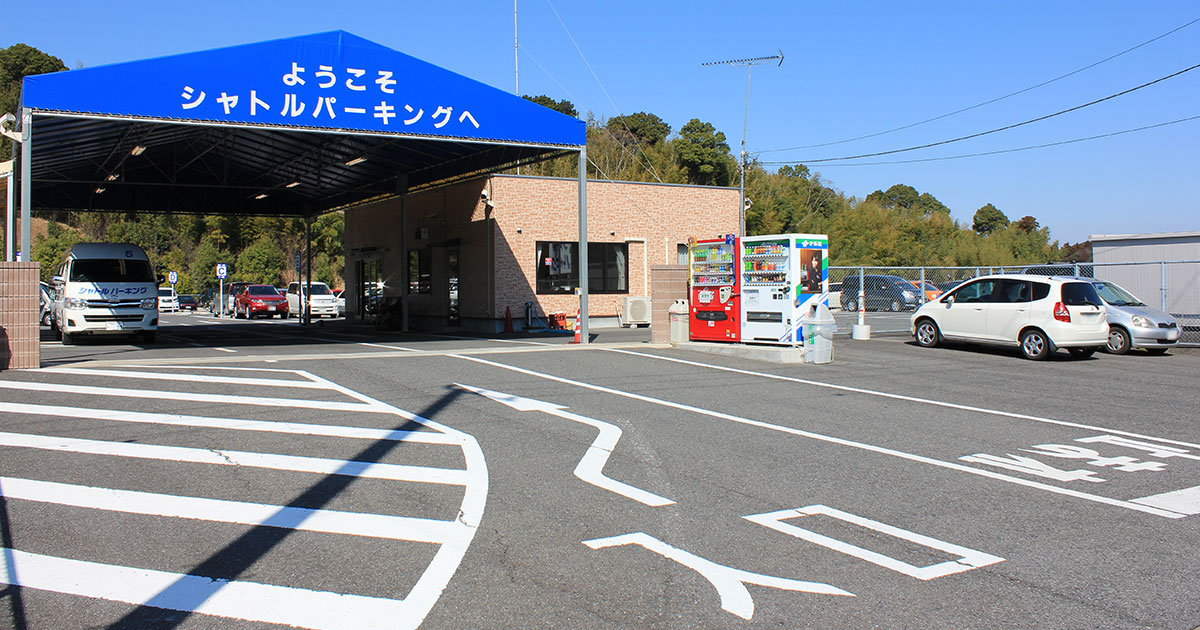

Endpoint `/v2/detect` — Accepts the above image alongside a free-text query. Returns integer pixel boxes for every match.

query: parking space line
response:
[451,354,1188,519]
[0,402,461,445]
[0,431,469,485]
[604,348,1200,450]
[0,380,388,413]
[40,367,336,389]
[0,477,464,543]
[0,548,411,630]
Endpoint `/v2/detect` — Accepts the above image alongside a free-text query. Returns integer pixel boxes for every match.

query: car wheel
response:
[889,299,902,312]
[1068,347,1096,359]
[914,318,941,348]
[1019,329,1050,360]
[1106,327,1131,355]
[843,298,857,313]
[41,311,51,326]
[142,331,156,344]
[1144,347,1169,355]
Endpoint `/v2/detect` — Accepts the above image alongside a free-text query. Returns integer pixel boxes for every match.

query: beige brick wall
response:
[347,175,737,326]
[0,262,41,369]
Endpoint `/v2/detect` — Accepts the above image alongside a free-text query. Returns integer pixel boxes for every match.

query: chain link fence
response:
[828,261,1200,346]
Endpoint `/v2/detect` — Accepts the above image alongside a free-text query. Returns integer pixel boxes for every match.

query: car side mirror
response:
[944,295,955,306]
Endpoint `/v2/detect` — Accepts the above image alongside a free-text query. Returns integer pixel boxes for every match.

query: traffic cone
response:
[504,306,514,333]
[569,308,581,344]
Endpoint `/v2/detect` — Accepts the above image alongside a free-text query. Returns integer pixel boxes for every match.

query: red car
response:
[233,284,289,319]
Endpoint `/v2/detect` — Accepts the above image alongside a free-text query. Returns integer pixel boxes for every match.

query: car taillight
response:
[1053,302,1071,322]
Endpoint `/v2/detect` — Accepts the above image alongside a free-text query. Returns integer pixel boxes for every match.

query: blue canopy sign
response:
[22,31,584,147]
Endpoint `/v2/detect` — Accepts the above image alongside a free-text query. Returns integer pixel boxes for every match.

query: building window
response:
[408,249,430,294]
[536,241,628,294]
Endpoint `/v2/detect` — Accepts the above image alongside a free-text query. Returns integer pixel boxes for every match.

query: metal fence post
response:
[857,267,865,327]
[919,267,926,305]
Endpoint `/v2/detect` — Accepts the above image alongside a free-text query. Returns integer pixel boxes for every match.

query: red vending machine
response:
[689,236,740,342]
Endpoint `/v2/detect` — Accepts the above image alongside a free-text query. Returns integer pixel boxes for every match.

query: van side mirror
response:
[52,275,64,284]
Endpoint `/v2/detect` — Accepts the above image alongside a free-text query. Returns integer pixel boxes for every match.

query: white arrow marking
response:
[455,383,674,507]
[583,532,853,620]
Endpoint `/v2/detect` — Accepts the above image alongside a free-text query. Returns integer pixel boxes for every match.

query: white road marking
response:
[604,348,1200,450]
[451,354,1188,519]
[214,347,237,353]
[0,548,413,630]
[0,380,387,413]
[455,383,674,506]
[0,401,462,445]
[744,505,1004,580]
[583,532,852,620]
[0,431,468,485]
[0,477,465,544]
[1131,485,1200,515]
[41,367,335,389]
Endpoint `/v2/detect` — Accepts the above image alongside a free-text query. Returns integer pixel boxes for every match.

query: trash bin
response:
[803,302,837,364]
[668,299,689,344]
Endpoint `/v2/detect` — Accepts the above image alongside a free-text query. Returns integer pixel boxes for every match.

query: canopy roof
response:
[20,31,585,217]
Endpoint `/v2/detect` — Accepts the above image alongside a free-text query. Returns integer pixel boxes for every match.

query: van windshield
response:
[70,259,155,283]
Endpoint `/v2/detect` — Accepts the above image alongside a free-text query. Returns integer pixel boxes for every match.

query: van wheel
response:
[142,331,156,344]
[53,324,62,341]
[61,332,75,345]
[843,298,857,313]
[1019,329,1050,360]
[1106,327,1131,355]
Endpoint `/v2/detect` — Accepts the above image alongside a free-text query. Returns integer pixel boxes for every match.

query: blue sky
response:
[5,1,1197,244]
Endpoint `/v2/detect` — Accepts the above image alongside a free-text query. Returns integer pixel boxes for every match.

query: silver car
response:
[1089,279,1180,354]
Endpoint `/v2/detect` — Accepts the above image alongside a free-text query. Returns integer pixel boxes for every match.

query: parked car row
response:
[911,274,1180,360]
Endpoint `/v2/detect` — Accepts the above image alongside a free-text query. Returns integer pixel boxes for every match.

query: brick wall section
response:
[0,263,40,369]
[346,174,737,327]
[650,265,689,344]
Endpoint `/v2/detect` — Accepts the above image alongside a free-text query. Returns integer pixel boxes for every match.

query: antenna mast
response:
[702,50,783,237]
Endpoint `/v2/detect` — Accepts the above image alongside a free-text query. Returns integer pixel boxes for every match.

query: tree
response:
[0,44,68,155]
[972,203,1009,236]
[606,112,671,147]
[1015,215,1039,233]
[236,238,287,285]
[522,94,577,118]
[865,184,919,210]
[674,118,733,186]
[188,238,229,290]
[31,221,83,282]
[1060,241,1092,263]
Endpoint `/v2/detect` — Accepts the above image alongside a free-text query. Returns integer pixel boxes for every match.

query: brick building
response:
[345,174,738,331]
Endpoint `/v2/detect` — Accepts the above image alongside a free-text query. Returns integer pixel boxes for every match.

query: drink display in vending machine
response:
[739,233,829,345]
[688,236,740,342]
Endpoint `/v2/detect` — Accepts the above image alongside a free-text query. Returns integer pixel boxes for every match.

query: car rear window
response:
[247,285,279,296]
[1061,282,1101,306]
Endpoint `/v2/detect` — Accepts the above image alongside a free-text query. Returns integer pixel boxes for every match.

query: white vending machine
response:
[738,233,829,345]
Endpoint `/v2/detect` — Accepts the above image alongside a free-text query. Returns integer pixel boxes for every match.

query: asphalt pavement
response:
[2,311,1197,629]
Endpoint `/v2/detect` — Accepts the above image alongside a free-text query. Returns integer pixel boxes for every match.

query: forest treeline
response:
[4,44,1089,293]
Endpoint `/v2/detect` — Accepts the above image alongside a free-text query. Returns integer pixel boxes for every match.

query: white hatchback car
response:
[910,274,1108,360]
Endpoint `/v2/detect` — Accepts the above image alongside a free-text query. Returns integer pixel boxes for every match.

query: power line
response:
[758,15,1200,154]
[760,114,1200,167]
[776,61,1200,164]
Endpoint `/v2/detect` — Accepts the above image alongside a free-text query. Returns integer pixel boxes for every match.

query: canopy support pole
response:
[303,213,312,325]
[577,146,588,344]
[20,108,32,262]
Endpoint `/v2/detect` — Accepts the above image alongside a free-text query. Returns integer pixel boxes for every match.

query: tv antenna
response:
[703,50,783,237]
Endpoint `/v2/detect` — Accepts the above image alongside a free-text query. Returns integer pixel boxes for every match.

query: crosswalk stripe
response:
[0,548,413,630]
[0,401,460,445]
[0,380,386,413]
[0,477,463,544]
[0,432,468,485]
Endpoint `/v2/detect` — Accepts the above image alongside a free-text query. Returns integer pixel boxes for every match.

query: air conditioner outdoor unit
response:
[621,296,652,327]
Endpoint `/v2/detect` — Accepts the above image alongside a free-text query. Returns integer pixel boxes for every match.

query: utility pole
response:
[702,51,783,238]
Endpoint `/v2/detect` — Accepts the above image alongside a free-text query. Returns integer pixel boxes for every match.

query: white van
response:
[51,243,163,344]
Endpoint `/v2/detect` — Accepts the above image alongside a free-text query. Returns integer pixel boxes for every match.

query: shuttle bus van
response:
[51,243,163,344]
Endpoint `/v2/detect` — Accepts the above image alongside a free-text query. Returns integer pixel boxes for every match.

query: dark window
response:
[247,285,279,296]
[996,279,1032,303]
[952,279,999,303]
[536,242,628,294]
[1031,282,1051,301]
[69,259,154,283]
[408,249,430,294]
[1061,282,1101,306]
